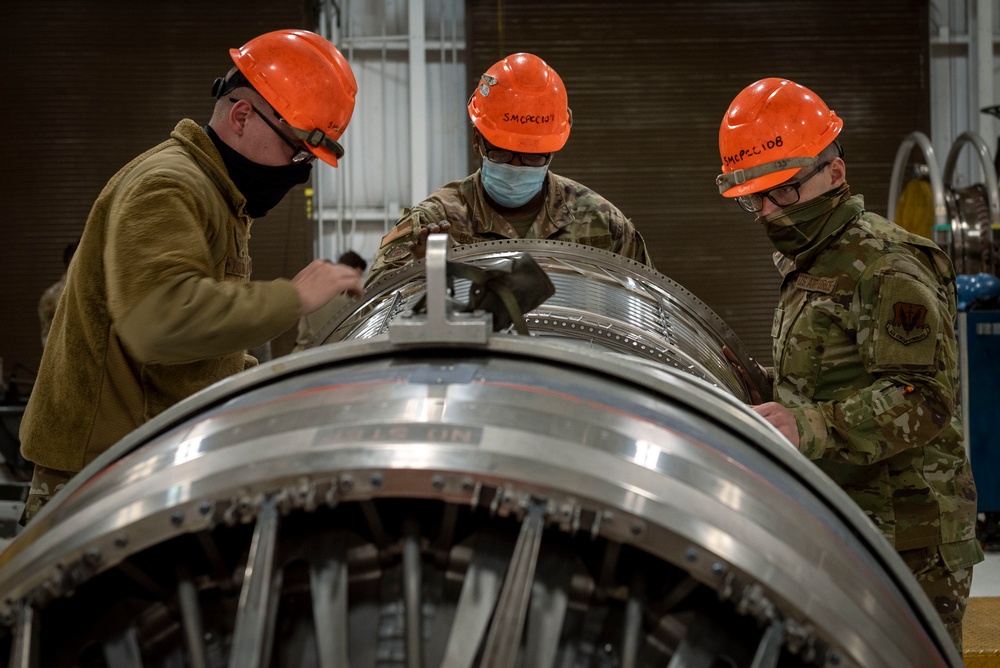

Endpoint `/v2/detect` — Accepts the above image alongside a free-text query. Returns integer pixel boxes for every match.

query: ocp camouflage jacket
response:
[773,193,981,568]
[366,169,652,285]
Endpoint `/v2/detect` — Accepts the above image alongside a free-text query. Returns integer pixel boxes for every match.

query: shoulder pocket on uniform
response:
[870,271,940,371]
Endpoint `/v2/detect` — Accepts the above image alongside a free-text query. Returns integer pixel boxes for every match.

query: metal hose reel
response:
[889,130,999,274]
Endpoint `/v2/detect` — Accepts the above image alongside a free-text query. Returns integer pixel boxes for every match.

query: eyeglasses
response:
[477,136,551,168]
[230,98,316,164]
[735,160,831,213]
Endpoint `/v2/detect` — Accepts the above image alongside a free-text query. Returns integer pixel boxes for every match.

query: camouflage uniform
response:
[366,170,652,285]
[769,186,983,651]
[20,464,73,524]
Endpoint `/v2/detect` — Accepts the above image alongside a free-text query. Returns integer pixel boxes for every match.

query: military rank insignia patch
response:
[886,301,930,345]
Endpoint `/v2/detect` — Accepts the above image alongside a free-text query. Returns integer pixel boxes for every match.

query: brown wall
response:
[468,0,930,363]
[0,1,931,395]
[0,1,313,398]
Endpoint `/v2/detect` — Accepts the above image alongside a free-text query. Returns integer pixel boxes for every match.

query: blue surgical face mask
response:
[480,160,549,208]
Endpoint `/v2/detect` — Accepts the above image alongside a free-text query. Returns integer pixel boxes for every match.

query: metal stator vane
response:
[0,237,962,667]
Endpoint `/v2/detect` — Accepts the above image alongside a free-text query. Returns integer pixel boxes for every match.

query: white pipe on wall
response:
[408,0,428,205]
[975,0,996,160]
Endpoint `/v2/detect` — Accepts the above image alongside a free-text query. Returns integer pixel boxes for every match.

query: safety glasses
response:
[217,68,347,163]
[477,135,551,168]
[735,160,832,213]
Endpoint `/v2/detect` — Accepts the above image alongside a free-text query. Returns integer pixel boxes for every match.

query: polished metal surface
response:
[941,132,998,274]
[318,239,770,402]
[945,183,994,274]
[0,240,961,667]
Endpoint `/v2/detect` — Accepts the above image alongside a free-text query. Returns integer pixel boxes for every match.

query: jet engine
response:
[0,238,961,667]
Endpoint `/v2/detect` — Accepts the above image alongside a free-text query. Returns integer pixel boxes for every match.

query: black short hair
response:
[337,250,367,272]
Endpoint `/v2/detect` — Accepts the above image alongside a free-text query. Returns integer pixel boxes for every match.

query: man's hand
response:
[722,344,766,404]
[406,222,452,260]
[292,260,364,316]
[751,402,800,448]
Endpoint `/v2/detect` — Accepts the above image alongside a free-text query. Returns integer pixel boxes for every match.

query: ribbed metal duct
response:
[319,239,770,403]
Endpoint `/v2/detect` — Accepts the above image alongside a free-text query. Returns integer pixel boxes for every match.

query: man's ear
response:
[229,100,252,137]
[829,156,847,187]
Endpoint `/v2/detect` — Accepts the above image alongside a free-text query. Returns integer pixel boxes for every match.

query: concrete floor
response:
[972,549,1000,597]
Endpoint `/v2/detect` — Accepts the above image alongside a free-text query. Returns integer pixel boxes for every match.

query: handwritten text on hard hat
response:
[723,136,784,168]
[502,113,556,125]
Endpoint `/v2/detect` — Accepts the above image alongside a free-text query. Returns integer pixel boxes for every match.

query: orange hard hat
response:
[716,78,842,198]
[467,53,572,154]
[230,29,357,167]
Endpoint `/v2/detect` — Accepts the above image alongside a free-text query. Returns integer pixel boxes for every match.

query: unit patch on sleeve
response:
[872,272,939,369]
[886,302,930,345]
[384,244,412,263]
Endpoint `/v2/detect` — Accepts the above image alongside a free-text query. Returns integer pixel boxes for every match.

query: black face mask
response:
[205,125,312,218]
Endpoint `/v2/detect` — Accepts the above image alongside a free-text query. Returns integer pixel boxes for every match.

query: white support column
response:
[975,0,996,159]
[315,2,331,259]
[408,0,428,205]
[315,0,344,260]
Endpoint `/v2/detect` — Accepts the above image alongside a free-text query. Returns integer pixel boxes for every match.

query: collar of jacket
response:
[460,169,571,236]
[170,119,249,218]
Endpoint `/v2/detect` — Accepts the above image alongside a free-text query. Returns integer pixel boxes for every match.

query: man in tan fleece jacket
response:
[19,29,363,523]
